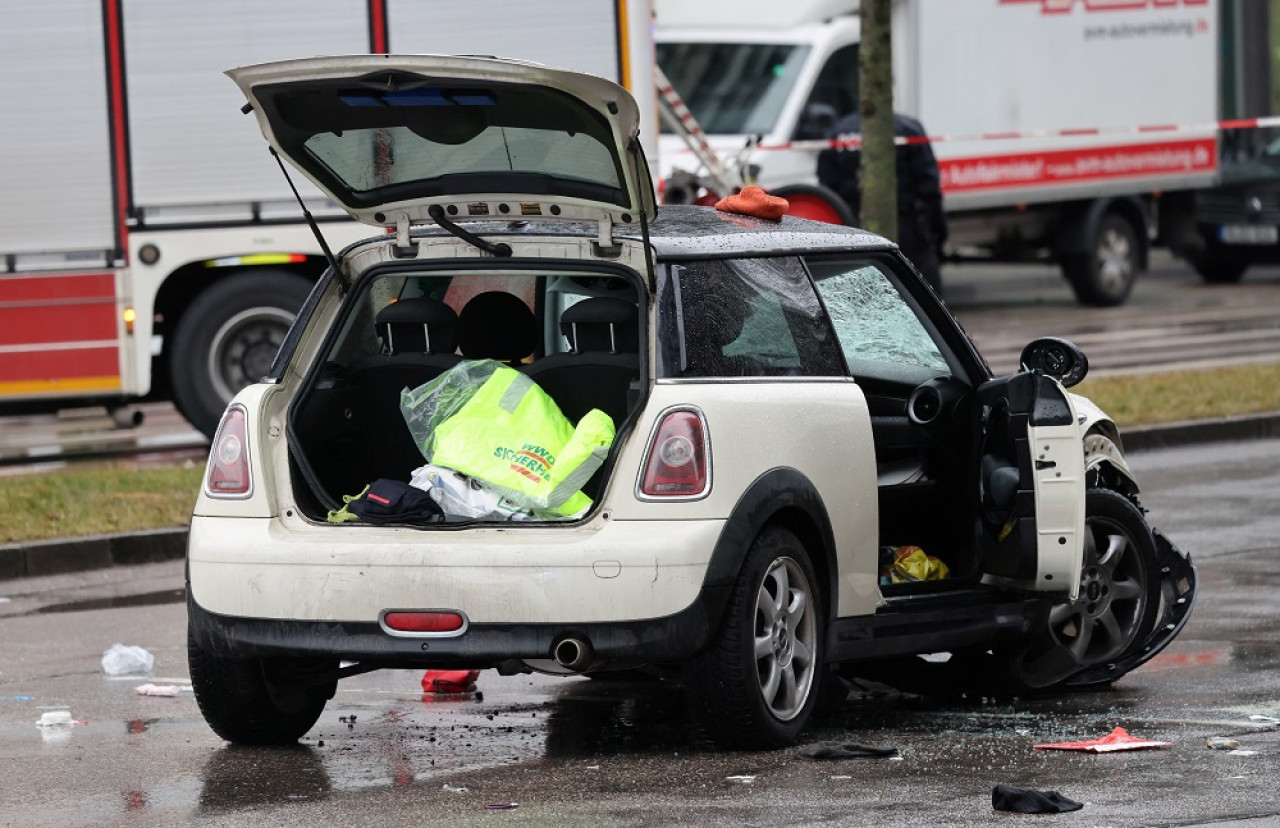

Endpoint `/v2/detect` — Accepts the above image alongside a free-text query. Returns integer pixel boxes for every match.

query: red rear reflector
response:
[383,611,465,634]
[204,405,252,497]
[639,409,709,498]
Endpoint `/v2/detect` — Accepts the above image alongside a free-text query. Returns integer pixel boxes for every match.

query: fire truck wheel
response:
[170,270,312,438]
[771,184,857,226]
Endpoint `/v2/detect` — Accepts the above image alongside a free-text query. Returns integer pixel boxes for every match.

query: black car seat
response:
[456,291,539,365]
[347,297,464,478]
[523,296,640,425]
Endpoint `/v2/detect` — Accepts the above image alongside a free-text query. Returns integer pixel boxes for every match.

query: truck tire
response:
[771,183,857,226]
[684,526,823,749]
[1062,212,1140,307]
[170,270,312,437]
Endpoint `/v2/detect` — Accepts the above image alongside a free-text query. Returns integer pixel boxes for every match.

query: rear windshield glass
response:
[657,257,844,378]
[262,77,627,208]
[656,42,811,135]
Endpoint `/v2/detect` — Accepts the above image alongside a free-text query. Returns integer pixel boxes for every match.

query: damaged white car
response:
[187,54,1196,749]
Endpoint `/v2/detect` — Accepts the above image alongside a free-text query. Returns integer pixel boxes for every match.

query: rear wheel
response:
[188,627,335,745]
[170,270,312,438]
[1063,212,1140,306]
[684,526,823,749]
[1004,488,1159,692]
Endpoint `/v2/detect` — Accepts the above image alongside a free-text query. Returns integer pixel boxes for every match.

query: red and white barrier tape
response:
[756,115,1280,152]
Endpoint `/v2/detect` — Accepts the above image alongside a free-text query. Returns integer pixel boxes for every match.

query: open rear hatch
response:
[228,56,653,526]
[228,54,656,236]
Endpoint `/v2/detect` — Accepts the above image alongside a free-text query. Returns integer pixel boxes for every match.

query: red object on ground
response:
[1034,726,1172,752]
[421,669,480,694]
[714,186,789,221]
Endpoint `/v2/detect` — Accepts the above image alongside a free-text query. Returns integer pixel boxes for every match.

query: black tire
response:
[1191,257,1247,284]
[188,627,333,745]
[170,270,313,438]
[1063,212,1140,307]
[684,526,823,749]
[1001,488,1160,693]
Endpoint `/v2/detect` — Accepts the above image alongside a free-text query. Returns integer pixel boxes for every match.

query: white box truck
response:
[0,0,654,437]
[655,0,1225,305]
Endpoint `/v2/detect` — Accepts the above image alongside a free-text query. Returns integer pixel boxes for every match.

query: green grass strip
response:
[2,362,1279,545]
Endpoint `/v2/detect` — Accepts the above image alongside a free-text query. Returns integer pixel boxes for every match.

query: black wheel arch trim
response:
[1055,196,1150,269]
[700,467,839,625]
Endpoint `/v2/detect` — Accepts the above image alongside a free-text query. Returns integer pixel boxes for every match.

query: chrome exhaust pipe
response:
[552,636,594,671]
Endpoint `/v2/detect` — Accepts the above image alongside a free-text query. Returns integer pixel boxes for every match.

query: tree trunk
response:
[859,0,897,240]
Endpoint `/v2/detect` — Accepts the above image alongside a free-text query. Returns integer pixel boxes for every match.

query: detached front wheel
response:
[685,527,823,749]
[1005,488,1160,692]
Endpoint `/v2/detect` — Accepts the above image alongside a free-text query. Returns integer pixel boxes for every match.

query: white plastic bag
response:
[409,464,541,522]
[101,643,154,676]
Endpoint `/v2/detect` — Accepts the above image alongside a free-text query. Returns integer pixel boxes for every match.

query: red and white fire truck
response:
[0,0,654,437]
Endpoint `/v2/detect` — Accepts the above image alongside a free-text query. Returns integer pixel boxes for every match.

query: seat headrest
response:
[560,297,638,354]
[457,291,538,362]
[375,297,459,355]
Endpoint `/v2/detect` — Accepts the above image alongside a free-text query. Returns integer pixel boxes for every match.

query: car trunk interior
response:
[287,265,644,523]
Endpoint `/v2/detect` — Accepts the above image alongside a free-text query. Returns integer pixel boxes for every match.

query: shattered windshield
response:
[809,259,952,377]
[656,42,810,135]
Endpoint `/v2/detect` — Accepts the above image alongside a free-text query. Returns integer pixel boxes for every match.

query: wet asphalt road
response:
[1,438,1278,826]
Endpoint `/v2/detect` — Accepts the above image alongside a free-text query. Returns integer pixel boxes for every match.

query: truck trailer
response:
[0,0,654,437]
[654,0,1251,306]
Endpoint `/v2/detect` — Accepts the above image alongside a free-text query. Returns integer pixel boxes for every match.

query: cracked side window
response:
[810,259,951,378]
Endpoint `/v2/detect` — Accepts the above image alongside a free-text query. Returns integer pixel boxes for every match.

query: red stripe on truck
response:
[0,346,119,384]
[939,138,1216,193]
[0,273,117,347]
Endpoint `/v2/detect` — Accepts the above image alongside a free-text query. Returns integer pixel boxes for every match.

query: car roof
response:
[640,205,893,259]
[389,204,894,260]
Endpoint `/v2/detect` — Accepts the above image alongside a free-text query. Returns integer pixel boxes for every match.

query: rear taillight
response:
[638,408,710,499]
[204,404,253,498]
[381,611,467,635]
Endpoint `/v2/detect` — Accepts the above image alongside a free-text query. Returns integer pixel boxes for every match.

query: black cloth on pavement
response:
[991,783,1084,814]
[816,111,947,291]
[797,741,900,760]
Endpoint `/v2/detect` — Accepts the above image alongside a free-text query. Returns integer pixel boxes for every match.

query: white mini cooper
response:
[187,55,1196,749]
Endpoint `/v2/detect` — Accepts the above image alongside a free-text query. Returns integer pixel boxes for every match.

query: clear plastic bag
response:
[399,360,614,515]
[101,643,155,676]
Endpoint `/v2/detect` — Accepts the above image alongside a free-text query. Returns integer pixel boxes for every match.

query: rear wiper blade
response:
[427,204,512,257]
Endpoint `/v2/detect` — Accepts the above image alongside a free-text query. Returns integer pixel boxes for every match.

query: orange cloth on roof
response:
[714,185,789,222]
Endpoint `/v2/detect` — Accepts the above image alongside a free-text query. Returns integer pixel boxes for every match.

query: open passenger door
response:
[976,371,1086,600]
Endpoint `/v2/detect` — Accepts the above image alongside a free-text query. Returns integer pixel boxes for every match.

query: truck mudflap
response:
[1066,527,1197,688]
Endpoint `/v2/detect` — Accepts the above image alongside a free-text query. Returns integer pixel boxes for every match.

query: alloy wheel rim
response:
[753,556,817,721]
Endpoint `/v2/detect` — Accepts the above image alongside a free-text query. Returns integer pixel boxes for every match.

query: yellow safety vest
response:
[401,360,615,516]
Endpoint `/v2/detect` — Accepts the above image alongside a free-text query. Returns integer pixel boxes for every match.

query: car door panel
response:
[977,371,1085,599]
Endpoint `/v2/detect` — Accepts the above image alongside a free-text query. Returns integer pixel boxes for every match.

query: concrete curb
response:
[1120,411,1280,452]
[0,527,187,582]
[3,412,1279,582]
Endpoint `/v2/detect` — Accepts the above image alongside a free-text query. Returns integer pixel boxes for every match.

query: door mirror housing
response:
[1020,337,1089,387]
